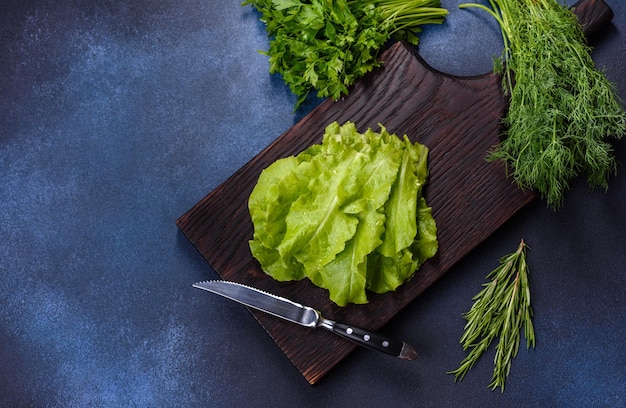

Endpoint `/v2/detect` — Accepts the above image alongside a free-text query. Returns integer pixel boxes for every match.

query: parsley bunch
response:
[461,0,626,209]
[242,0,447,107]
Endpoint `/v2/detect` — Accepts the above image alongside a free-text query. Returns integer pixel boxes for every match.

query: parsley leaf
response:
[242,0,447,108]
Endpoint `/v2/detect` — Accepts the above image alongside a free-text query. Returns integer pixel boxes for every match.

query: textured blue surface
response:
[1,0,625,406]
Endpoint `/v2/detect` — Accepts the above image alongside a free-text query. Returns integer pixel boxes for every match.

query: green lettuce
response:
[248,121,438,306]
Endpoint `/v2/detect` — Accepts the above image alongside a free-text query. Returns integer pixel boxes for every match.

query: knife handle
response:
[329,321,418,361]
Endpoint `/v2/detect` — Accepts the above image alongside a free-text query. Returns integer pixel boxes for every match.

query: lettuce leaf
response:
[248,121,438,306]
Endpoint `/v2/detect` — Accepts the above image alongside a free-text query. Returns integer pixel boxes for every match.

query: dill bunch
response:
[462,0,626,209]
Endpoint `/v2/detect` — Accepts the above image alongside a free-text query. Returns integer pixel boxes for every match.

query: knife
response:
[193,280,417,360]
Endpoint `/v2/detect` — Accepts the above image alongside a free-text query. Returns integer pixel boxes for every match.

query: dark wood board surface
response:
[176,0,610,385]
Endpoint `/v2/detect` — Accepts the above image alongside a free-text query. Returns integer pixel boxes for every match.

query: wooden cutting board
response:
[177,0,612,385]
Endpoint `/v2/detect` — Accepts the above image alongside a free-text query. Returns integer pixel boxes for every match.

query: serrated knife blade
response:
[193,280,417,360]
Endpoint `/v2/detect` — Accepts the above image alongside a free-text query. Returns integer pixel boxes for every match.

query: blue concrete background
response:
[1,0,625,406]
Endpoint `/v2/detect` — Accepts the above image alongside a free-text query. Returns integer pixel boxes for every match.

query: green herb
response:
[248,121,438,306]
[449,239,534,392]
[242,0,447,108]
[460,0,626,209]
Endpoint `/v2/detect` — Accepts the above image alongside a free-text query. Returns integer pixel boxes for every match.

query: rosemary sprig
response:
[449,239,535,392]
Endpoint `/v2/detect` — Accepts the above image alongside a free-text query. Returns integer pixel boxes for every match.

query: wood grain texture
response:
[572,0,613,35]
[176,0,610,385]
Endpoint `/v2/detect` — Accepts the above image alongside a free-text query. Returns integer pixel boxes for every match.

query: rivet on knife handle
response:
[321,319,417,360]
